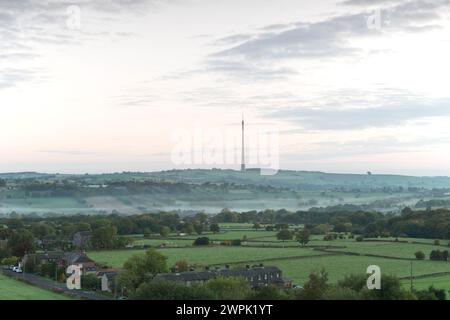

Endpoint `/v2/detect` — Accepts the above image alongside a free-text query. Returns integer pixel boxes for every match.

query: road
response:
[1,268,112,300]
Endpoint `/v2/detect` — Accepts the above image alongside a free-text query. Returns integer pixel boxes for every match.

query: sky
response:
[1,0,450,176]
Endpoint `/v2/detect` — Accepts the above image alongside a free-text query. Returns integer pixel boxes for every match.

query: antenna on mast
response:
[241,112,246,172]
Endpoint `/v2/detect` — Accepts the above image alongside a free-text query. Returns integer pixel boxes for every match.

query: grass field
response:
[271,255,450,284]
[401,275,450,293]
[89,246,326,268]
[0,274,70,300]
[92,228,450,293]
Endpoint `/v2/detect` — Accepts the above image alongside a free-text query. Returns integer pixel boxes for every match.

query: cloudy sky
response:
[1,0,450,175]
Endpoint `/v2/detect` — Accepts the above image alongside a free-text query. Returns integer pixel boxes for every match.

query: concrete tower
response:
[241,114,246,171]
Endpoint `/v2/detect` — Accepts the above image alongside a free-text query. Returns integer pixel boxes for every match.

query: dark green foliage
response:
[118,248,168,291]
[295,270,329,300]
[296,229,310,246]
[210,223,220,233]
[276,229,293,241]
[247,285,289,300]
[193,237,210,246]
[8,229,35,256]
[414,251,425,260]
[131,281,214,300]
[430,250,449,261]
[81,274,101,291]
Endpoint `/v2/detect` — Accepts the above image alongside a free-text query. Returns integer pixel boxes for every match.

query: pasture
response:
[91,226,450,291]
[0,274,70,300]
[89,246,326,268]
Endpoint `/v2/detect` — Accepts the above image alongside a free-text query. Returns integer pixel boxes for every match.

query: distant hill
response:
[2,169,450,190]
[146,169,450,190]
[2,169,450,215]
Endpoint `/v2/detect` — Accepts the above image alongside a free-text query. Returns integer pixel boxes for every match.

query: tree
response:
[210,223,220,234]
[120,248,169,291]
[296,270,329,300]
[247,285,288,300]
[160,226,171,238]
[205,277,251,300]
[8,229,35,257]
[363,275,412,300]
[174,259,189,272]
[296,229,310,247]
[81,274,101,290]
[193,237,210,246]
[131,281,213,300]
[414,251,425,260]
[91,226,117,249]
[276,229,293,242]
[194,223,204,235]
[1,256,19,266]
[252,223,261,230]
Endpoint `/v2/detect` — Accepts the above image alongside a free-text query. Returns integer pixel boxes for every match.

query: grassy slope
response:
[0,274,70,300]
[89,246,325,268]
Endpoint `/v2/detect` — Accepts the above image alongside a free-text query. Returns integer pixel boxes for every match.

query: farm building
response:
[97,269,121,292]
[154,265,290,288]
[22,251,97,273]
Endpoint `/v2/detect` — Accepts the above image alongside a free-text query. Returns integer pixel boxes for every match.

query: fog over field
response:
[2,169,450,215]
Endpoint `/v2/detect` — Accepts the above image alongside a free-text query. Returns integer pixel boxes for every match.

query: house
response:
[154,265,289,288]
[73,231,92,249]
[60,252,97,273]
[22,251,66,267]
[97,270,120,292]
[22,251,97,273]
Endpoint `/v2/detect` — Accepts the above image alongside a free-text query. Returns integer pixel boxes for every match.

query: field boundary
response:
[209,253,339,267]
[399,271,450,280]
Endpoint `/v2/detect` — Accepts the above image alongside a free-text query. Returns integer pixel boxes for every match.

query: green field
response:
[0,274,70,300]
[401,275,450,294]
[89,246,326,268]
[90,228,450,293]
[272,255,450,284]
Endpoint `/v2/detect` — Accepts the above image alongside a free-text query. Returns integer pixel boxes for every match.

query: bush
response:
[1,256,19,266]
[230,239,241,246]
[356,236,364,242]
[414,251,425,260]
[81,274,101,290]
[131,281,213,300]
[205,277,251,300]
[193,237,210,246]
[434,239,441,246]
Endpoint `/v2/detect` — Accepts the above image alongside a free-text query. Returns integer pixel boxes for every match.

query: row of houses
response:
[154,265,291,288]
[20,251,291,293]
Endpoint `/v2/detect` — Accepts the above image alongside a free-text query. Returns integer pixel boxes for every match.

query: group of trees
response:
[116,249,445,300]
[0,211,215,259]
[429,250,449,261]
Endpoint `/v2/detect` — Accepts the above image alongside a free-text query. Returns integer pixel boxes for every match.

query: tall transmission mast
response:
[241,113,246,172]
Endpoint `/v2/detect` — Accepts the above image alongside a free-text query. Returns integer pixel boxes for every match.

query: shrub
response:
[193,237,210,246]
[414,251,425,260]
[1,256,19,266]
[356,236,364,242]
[230,239,241,246]
[434,239,441,246]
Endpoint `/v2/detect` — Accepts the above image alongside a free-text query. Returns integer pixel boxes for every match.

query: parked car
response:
[12,266,23,273]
